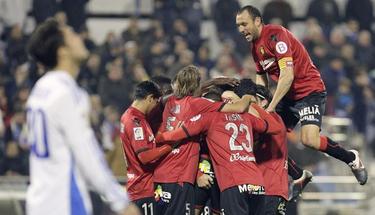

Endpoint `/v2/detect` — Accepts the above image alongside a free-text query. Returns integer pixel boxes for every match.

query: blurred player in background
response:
[236,5,367,189]
[120,80,174,215]
[26,19,139,215]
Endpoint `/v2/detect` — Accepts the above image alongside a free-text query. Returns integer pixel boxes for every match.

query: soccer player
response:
[155,94,282,215]
[236,5,367,186]
[194,89,224,215]
[153,65,255,215]
[120,80,174,215]
[234,81,289,214]
[26,19,139,215]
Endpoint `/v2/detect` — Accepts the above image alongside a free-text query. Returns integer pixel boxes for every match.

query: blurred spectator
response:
[342,19,360,44]
[263,0,293,28]
[5,24,28,67]
[195,44,215,75]
[365,87,375,155]
[54,11,68,27]
[355,30,375,69]
[0,0,29,27]
[321,57,346,115]
[78,53,102,94]
[307,0,340,35]
[131,63,149,83]
[98,58,133,111]
[89,94,104,146]
[121,17,143,45]
[2,140,28,175]
[340,44,357,79]
[167,49,194,78]
[213,0,240,41]
[345,0,373,30]
[60,0,89,32]
[210,54,239,79]
[335,78,354,117]
[328,27,346,58]
[352,67,370,133]
[79,25,97,52]
[123,41,141,69]
[32,0,59,24]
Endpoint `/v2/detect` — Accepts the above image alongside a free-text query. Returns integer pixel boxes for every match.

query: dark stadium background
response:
[0,0,375,214]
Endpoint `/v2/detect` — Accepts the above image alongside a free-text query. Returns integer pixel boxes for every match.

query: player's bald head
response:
[237,5,263,23]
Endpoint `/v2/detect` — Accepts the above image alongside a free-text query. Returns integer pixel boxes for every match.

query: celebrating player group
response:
[120,5,368,215]
[25,4,368,215]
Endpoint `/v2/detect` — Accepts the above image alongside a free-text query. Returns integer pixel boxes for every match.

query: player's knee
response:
[301,133,320,149]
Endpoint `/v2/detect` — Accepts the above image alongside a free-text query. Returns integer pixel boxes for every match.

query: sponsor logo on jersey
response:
[275,41,288,54]
[148,134,154,142]
[238,184,265,195]
[172,148,180,154]
[190,114,201,122]
[229,153,256,162]
[299,105,320,122]
[259,58,276,71]
[127,173,135,180]
[154,185,172,203]
[133,127,144,140]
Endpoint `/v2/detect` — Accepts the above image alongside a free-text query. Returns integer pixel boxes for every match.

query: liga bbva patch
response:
[275,41,288,54]
[133,127,144,140]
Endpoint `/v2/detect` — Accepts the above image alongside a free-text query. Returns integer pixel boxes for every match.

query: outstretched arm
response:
[137,145,172,165]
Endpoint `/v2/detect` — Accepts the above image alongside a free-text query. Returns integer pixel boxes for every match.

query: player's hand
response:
[121,203,141,215]
[213,77,240,87]
[265,106,275,113]
[197,174,214,189]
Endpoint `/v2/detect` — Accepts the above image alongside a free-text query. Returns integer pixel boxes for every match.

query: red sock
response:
[319,136,328,151]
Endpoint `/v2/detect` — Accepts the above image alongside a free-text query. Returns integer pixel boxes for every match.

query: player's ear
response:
[146,94,153,103]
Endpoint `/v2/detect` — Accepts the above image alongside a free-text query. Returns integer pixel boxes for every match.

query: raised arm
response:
[250,103,282,134]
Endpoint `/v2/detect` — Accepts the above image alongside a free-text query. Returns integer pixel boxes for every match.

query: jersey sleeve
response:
[156,113,214,143]
[248,114,268,134]
[268,28,294,69]
[55,91,129,213]
[193,97,226,113]
[126,119,154,155]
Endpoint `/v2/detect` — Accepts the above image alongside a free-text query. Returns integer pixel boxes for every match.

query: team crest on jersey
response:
[259,46,265,55]
[276,41,288,54]
[133,127,144,140]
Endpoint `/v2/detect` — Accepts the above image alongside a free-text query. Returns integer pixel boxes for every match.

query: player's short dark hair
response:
[234,78,257,97]
[27,18,64,69]
[203,86,223,102]
[151,75,173,95]
[134,80,162,100]
[238,5,263,23]
[256,85,273,102]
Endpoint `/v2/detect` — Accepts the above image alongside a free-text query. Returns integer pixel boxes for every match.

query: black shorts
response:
[195,178,220,213]
[264,196,287,215]
[220,185,265,215]
[276,92,327,129]
[154,182,195,215]
[134,197,158,215]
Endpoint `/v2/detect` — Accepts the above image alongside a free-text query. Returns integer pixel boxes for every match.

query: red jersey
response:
[252,24,325,100]
[153,95,225,184]
[180,112,267,192]
[120,107,156,201]
[254,113,289,200]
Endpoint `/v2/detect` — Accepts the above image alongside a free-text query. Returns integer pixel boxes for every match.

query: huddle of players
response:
[120,65,291,215]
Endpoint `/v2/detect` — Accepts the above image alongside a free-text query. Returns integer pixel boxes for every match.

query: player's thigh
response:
[264,196,287,215]
[134,197,158,215]
[220,187,248,215]
[295,92,326,129]
[248,194,265,215]
[300,124,321,148]
[276,99,300,131]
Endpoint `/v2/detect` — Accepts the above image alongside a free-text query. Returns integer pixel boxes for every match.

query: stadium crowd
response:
[0,0,374,182]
